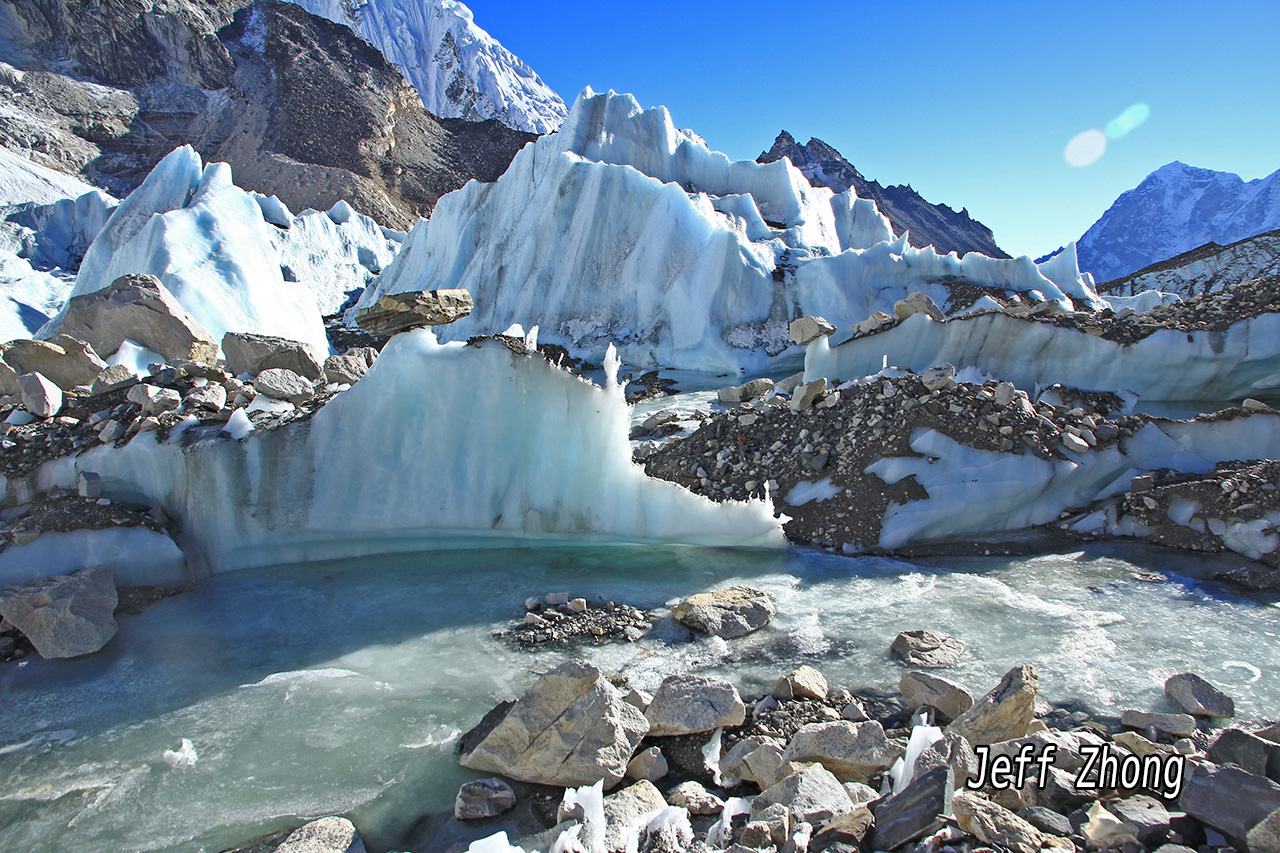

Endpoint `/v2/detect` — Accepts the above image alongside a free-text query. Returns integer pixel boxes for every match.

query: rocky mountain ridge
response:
[758,131,1009,259]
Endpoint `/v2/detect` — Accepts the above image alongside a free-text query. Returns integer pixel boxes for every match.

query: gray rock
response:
[789,378,828,412]
[1018,806,1072,837]
[626,746,669,782]
[253,368,314,404]
[890,629,965,668]
[183,382,227,412]
[1257,723,1280,745]
[223,332,325,381]
[752,764,854,825]
[773,665,829,701]
[1121,709,1198,738]
[782,720,902,783]
[645,674,745,736]
[671,586,776,638]
[952,790,1065,853]
[912,733,978,783]
[1166,672,1235,718]
[459,660,649,787]
[777,371,806,394]
[1181,761,1280,842]
[718,377,775,404]
[1247,806,1280,853]
[719,735,778,785]
[89,363,139,395]
[77,471,101,499]
[129,384,182,416]
[892,292,945,322]
[18,371,61,418]
[872,765,951,851]
[321,356,366,387]
[454,778,516,820]
[899,671,973,723]
[49,274,219,366]
[743,742,788,790]
[920,363,956,392]
[789,316,837,346]
[1106,795,1176,846]
[811,806,872,851]
[274,816,366,853]
[945,665,1039,746]
[602,780,667,853]
[852,311,895,336]
[667,780,723,815]
[97,419,126,443]
[355,289,473,335]
[0,566,117,659]
[1208,728,1280,782]
[2,337,106,391]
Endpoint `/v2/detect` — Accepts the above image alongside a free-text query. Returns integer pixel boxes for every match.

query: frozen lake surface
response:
[1,542,1277,852]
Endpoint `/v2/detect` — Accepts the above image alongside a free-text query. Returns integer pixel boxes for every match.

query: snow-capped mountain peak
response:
[286,0,568,134]
[1076,160,1280,283]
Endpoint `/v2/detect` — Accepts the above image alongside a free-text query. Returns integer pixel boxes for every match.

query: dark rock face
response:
[758,131,1009,259]
[0,0,535,228]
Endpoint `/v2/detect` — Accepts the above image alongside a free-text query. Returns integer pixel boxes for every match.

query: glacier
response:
[285,0,568,134]
[358,89,1105,374]
[3,332,782,577]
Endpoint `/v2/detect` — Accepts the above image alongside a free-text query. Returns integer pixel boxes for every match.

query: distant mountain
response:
[758,131,1009,259]
[285,0,568,134]
[1076,161,1280,283]
[1096,227,1280,299]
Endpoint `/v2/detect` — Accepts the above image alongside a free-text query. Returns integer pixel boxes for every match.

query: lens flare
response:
[1064,129,1107,167]
[1105,103,1151,139]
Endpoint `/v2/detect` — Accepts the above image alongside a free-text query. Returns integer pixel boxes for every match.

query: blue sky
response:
[465,0,1280,258]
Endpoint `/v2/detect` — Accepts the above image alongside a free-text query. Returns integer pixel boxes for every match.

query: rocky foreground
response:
[218,587,1280,853]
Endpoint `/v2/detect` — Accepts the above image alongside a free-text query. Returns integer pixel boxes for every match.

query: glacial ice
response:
[0,526,189,587]
[17,331,782,575]
[42,147,330,358]
[806,311,1280,402]
[359,89,1105,373]
[285,0,568,134]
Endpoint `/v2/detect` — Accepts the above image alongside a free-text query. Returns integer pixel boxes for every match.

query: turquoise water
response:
[0,542,1276,852]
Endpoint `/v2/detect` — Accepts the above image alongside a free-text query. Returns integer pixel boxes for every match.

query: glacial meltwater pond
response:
[1,543,1278,852]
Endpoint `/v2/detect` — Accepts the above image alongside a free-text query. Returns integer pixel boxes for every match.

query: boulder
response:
[0,566,117,659]
[1247,807,1280,853]
[890,629,965,668]
[743,742,788,790]
[1208,728,1280,781]
[454,778,517,820]
[323,354,367,386]
[1120,709,1197,738]
[920,363,956,392]
[899,671,974,723]
[603,780,667,853]
[752,764,854,825]
[667,780,723,816]
[18,371,61,418]
[1166,672,1235,718]
[1105,795,1178,847]
[459,660,650,787]
[254,368,314,404]
[671,586,776,638]
[355,289,473,335]
[872,765,951,851]
[274,816,366,853]
[1180,761,1280,842]
[852,311,895,336]
[2,337,106,390]
[946,665,1039,746]
[127,384,182,416]
[184,383,227,412]
[789,316,837,346]
[952,791,1067,853]
[222,332,324,380]
[626,746,669,782]
[893,292,945,321]
[789,378,828,412]
[719,735,778,785]
[51,273,219,366]
[773,665,829,701]
[781,720,902,783]
[90,363,139,395]
[718,377,775,404]
[811,805,873,851]
[645,674,745,736]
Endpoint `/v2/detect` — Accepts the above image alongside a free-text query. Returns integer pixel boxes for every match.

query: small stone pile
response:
[644,368,1142,552]
[501,593,653,647]
[0,491,166,553]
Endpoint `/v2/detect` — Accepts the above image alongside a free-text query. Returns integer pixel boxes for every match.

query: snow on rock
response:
[42,147,330,358]
[0,147,102,207]
[1098,228,1280,300]
[28,332,782,573]
[285,0,568,134]
[358,89,1103,373]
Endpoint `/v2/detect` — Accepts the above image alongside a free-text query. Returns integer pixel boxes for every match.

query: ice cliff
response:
[286,0,568,134]
[358,89,1103,373]
[9,333,782,576]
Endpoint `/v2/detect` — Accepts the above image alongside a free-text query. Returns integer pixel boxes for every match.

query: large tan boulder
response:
[459,659,649,787]
[49,273,219,366]
[946,666,1039,746]
[645,674,746,736]
[0,566,118,659]
[355,289,472,336]
[671,586,776,638]
[781,720,903,783]
[222,332,324,380]
[1,336,107,391]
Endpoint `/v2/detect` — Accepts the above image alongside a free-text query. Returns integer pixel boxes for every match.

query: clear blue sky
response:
[464,0,1280,258]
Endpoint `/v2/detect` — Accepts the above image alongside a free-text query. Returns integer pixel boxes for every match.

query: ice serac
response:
[358,89,1101,373]
[40,147,329,358]
[26,332,782,574]
[285,0,568,134]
